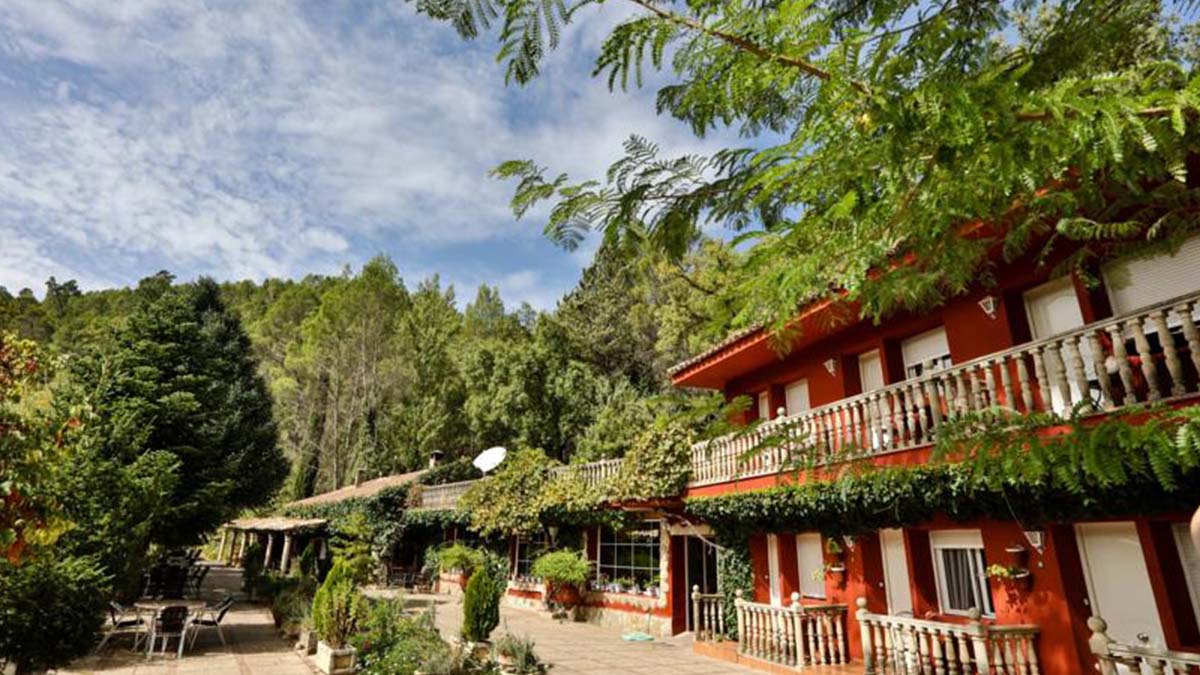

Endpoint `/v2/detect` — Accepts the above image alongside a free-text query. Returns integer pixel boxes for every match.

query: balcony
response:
[411,479,475,511]
[688,291,1200,487]
[411,459,622,511]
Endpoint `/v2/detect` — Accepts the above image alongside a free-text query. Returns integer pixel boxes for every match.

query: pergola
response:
[218,516,327,573]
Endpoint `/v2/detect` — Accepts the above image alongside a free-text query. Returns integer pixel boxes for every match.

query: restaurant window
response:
[931,530,994,617]
[513,532,548,580]
[597,523,661,588]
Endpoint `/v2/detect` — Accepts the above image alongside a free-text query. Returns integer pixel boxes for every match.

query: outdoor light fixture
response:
[1023,530,1046,554]
[824,358,838,375]
[843,535,856,551]
[548,525,560,546]
[978,295,999,319]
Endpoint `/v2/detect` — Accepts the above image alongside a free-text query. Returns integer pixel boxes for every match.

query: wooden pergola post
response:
[237,530,248,563]
[218,529,228,563]
[264,533,275,569]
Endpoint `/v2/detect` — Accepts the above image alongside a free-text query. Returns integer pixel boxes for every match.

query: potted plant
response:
[297,617,318,655]
[439,544,484,591]
[312,561,366,674]
[495,632,548,674]
[986,564,1033,591]
[531,550,590,611]
[1005,543,1030,568]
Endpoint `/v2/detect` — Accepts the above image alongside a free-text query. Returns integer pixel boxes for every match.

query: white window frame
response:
[767,534,782,606]
[930,530,994,617]
[757,391,771,421]
[512,532,548,581]
[795,533,826,599]
[901,326,953,380]
[858,350,885,393]
[784,378,810,416]
[597,523,661,589]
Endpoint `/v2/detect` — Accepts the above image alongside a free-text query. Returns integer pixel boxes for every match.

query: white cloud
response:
[0,0,736,305]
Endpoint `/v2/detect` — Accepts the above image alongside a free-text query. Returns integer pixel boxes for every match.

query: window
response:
[767,534,782,605]
[858,350,885,393]
[1103,234,1200,315]
[795,533,826,599]
[901,327,952,379]
[930,530,994,616]
[1024,277,1085,339]
[1173,523,1200,629]
[513,532,548,580]
[597,524,661,588]
[785,379,810,416]
[757,392,771,421]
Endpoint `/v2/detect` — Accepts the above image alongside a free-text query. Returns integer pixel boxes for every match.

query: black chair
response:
[94,602,147,653]
[160,566,188,599]
[148,605,191,659]
[187,565,209,598]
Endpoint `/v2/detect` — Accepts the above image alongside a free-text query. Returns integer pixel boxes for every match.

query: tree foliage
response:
[420,0,1200,333]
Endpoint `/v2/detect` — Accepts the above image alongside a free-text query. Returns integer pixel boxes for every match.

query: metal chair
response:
[188,596,234,648]
[147,605,192,659]
[94,602,147,653]
[187,565,209,598]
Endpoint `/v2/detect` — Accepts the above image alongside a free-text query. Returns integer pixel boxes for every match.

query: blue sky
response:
[0,0,733,309]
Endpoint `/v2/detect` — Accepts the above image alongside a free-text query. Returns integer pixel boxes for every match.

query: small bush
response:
[298,540,318,578]
[495,632,548,674]
[418,643,491,675]
[530,550,589,588]
[352,599,447,675]
[241,542,265,597]
[461,563,502,643]
[311,560,366,648]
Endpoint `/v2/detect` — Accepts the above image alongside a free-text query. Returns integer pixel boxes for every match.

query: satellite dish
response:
[473,446,507,473]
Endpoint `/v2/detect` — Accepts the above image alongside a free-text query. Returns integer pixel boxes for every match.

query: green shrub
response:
[352,599,447,675]
[241,542,265,597]
[0,554,111,674]
[271,585,313,632]
[439,543,484,578]
[330,512,376,585]
[299,540,318,578]
[461,563,502,643]
[495,633,548,674]
[418,643,491,675]
[311,560,366,648]
[530,550,590,588]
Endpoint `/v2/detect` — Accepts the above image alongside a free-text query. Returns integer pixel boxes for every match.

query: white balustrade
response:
[412,480,475,511]
[691,586,726,641]
[690,292,1200,487]
[1089,615,1200,674]
[548,458,623,492]
[733,590,849,667]
[857,598,1040,675]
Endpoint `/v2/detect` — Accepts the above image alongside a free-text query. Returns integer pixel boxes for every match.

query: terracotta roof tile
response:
[285,470,425,509]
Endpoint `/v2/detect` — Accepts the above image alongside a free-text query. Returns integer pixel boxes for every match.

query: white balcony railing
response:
[689,291,1200,487]
[1089,615,1200,673]
[732,590,848,668]
[857,598,1040,675]
[548,458,623,491]
[691,587,726,640]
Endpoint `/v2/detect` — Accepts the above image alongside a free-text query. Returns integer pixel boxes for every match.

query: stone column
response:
[237,530,248,563]
[280,534,294,574]
[264,533,275,569]
[218,529,228,564]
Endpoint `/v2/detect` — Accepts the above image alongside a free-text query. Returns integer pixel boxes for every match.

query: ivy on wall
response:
[282,484,413,554]
[687,408,1200,537]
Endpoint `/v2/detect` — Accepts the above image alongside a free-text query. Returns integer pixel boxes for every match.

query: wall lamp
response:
[823,358,838,376]
[978,295,999,319]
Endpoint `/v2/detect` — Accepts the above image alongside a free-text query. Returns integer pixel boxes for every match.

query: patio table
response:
[135,599,207,659]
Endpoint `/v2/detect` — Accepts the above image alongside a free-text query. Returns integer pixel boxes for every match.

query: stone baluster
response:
[1062,336,1093,412]
[1177,301,1200,379]
[967,608,992,675]
[1015,354,1034,412]
[1129,318,1162,400]
[905,385,922,445]
[1086,330,1114,410]
[882,391,898,449]
[692,586,702,639]
[982,360,998,409]
[851,402,866,452]
[1151,309,1185,397]
[924,367,944,432]
[788,594,801,665]
[1030,346,1050,412]
[1106,324,1136,405]
[1044,342,1072,413]
[968,367,986,411]
[998,356,1016,409]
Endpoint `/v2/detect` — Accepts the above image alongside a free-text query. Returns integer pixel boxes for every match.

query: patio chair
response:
[147,605,192,659]
[160,566,188,599]
[188,596,234,648]
[187,565,209,598]
[94,602,147,653]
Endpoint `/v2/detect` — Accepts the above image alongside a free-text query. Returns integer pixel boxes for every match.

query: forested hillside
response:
[0,240,736,503]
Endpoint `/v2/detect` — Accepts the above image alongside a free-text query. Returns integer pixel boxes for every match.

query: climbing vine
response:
[687,409,1200,537]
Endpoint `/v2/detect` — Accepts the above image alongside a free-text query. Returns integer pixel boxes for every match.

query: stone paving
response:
[62,566,315,675]
[428,594,762,675]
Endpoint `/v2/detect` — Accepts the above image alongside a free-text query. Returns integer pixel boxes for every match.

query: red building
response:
[412,237,1200,673]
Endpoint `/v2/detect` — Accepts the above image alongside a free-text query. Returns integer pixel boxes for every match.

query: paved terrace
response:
[63,566,314,675]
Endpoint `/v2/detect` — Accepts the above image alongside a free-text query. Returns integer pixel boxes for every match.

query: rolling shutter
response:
[1104,235,1200,314]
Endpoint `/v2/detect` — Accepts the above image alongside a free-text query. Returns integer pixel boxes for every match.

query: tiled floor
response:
[63,566,315,675]
[427,594,763,675]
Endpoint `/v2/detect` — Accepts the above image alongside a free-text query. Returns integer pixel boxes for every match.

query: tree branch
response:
[623,0,872,95]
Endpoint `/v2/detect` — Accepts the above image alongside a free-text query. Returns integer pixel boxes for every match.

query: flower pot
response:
[1009,569,1033,591]
[467,640,491,661]
[297,630,318,655]
[1005,545,1030,568]
[552,583,582,610]
[315,641,356,675]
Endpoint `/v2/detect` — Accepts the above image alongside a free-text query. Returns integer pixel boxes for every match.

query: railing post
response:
[1088,616,1120,675]
[692,585,702,640]
[735,590,746,655]
[968,607,992,675]
[789,592,802,666]
[857,598,875,675]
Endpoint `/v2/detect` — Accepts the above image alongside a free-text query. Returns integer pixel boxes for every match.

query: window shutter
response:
[796,533,826,599]
[785,379,810,415]
[1104,235,1200,314]
[901,327,951,374]
[858,350,885,392]
[1024,276,1085,339]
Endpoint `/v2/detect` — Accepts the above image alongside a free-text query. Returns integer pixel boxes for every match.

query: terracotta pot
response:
[552,583,582,609]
